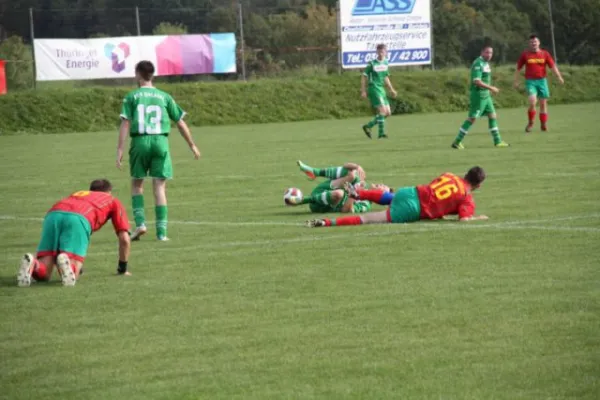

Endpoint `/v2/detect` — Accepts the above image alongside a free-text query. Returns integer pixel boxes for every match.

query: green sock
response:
[132,195,145,228]
[488,119,502,144]
[313,166,349,179]
[455,120,473,143]
[365,116,378,128]
[155,205,168,238]
[377,114,386,137]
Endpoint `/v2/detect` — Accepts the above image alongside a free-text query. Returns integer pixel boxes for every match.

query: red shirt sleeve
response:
[111,198,131,233]
[458,194,475,220]
[545,51,555,68]
[516,52,526,70]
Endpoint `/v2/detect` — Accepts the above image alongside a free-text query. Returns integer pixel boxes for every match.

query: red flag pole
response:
[0,60,6,95]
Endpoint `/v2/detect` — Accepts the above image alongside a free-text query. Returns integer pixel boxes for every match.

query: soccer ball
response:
[283,187,303,206]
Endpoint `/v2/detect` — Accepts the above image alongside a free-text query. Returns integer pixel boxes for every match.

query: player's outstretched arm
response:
[116,119,129,169]
[117,230,131,276]
[459,215,489,222]
[176,120,201,159]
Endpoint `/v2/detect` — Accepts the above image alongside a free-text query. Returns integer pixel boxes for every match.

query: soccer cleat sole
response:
[17,253,35,287]
[57,253,76,287]
[362,125,372,139]
[343,181,359,199]
[306,219,326,228]
[296,160,316,180]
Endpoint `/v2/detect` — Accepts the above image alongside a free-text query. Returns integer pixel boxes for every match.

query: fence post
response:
[428,0,434,70]
[135,7,141,36]
[238,2,246,81]
[29,7,37,89]
[548,0,558,63]
[337,1,342,75]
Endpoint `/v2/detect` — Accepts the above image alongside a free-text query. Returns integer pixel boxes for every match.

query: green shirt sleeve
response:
[362,61,373,77]
[120,93,133,120]
[471,61,483,82]
[166,95,185,122]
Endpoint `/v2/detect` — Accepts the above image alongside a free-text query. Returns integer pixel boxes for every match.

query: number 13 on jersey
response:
[137,105,163,134]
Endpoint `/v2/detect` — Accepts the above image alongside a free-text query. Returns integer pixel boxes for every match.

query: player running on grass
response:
[514,34,564,133]
[452,44,510,149]
[307,167,489,227]
[116,60,201,242]
[290,161,390,214]
[361,44,398,139]
[17,179,131,287]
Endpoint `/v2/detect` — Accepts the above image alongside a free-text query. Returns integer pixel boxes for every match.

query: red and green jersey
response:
[416,173,475,220]
[470,56,492,98]
[517,50,555,80]
[49,191,130,233]
[120,87,185,136]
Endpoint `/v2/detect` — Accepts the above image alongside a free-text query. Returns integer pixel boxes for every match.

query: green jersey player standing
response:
[361,44,397,139]
[452,44,509,149]
[116,60,201,241]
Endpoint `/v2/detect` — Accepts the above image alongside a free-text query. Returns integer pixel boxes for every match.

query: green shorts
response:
[129,135,172,179]
[525,78,550,99]
[468,94,496,118]
[36,211,92,262]
[388,186,421,223]
[368,87,389,108]
[309,181,348,213]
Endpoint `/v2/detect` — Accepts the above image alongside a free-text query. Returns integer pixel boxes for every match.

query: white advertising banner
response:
[339,0,432,69]
[33,34,237,81]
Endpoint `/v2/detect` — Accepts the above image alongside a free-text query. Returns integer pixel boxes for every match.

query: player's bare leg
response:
[130,178,147,241]
[17,254,55,287]
[526,95,537,133]
[56,253,76,286]
[539,98,549,131]
[307,210,389,227]
[153,178,169,241]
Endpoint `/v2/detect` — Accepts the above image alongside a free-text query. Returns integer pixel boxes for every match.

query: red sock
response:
[356,189,386,203]
[333,216,362,226]
[528,109,536,123]
[540,113,548,124]
[32,260,49,281]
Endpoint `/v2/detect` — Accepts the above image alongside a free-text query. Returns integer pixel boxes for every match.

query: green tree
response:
[0,35,33,90]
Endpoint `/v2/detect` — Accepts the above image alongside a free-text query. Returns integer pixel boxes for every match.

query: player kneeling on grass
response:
[289,160,389,214]
[307,167,489,227]
[17,179,131,287]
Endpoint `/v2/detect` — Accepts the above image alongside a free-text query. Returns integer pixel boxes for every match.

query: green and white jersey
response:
[363,58,389,88]
[120,87,185,136]
[470,56,492,98]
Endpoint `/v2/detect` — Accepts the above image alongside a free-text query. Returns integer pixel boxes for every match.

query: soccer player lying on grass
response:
[307,167,489,227]
[17,179,131,287]
[290,161,390,214]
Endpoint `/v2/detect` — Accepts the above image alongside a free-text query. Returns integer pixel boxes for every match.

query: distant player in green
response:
[361,44,398,139]
[116,60,201,241]
[288,161,390,214]
[452,44,510,149]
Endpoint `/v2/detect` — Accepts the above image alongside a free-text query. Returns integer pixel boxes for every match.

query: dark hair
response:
[464,166,486,187]
[529,34,539,40]
[376,43,387,51]
[89,179,113,192]
[135,60,155,81]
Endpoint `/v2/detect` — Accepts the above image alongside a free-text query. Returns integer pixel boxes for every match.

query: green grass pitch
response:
[1,103,599,399]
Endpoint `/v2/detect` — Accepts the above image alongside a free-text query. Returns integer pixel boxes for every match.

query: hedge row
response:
[1,66,599,134]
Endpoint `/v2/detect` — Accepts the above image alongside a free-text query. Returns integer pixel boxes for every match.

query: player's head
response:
[89,179,113,193]
[529,34,540,51]
[135,60,155,84]
[376,44,387,60]
[480,45,493,62]
[464,166,486,189]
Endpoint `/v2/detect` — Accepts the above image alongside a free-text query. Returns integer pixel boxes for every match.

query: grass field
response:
[1,103,599,399]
